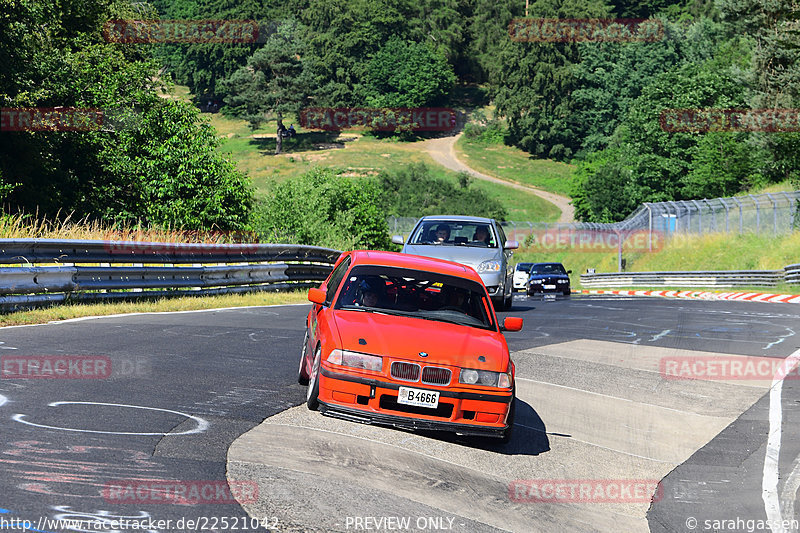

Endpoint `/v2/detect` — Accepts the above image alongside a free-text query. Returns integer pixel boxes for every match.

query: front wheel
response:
[501,396,516,444]
[306,346,322,410]
[503,286,513,310]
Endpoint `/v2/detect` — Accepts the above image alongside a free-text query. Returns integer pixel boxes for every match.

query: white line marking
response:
[764,328,796,351]
[0,394,6,407]
[649,329,671,342]
[779,452,800,532]
[12,401,209,436]
[513,422,675,464]
[0,302,309,330]
[515,377,726,417]
[763,348,800,532]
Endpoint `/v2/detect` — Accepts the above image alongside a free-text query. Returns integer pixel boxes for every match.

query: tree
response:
[222,19,312,154]
[362,37,456,108]
[490,0,612,161]
[570,60,751,221]
[718,0,800,184]
[0,0,253,229]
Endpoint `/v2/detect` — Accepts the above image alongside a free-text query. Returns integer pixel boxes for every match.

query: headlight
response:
[530,279,543,284]
[327,349,382,372]
[478,260,502,272]
[557,279,569,283]
[459,368,512,388]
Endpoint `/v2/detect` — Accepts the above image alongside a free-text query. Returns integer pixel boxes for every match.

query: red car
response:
[298,250,523,441]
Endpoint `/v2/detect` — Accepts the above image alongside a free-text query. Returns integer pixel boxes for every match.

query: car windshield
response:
[409,221,497,247]
[334,265,495,330]
[531,264,567,275]
[515,263,533,273]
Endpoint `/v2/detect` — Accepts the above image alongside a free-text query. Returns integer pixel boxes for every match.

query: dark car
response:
[526,263,572,296]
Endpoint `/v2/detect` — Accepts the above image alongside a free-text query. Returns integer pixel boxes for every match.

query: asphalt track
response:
[0,295,798,532]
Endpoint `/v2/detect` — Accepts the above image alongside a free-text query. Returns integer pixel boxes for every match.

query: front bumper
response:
[528,280,570,293]
[318,367,512,438]
[478,271,503,295]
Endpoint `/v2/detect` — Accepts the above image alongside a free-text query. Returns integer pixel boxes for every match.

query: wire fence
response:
[388,191,800,244]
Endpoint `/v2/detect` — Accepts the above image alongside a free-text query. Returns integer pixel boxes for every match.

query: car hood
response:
[402,244,501,271]
[332,309,508,371]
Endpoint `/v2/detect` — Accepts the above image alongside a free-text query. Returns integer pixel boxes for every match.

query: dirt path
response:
[422,132,575,223]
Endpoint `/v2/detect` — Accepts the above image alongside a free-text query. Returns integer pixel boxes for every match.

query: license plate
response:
[544,284,556,289]
[397,387,439,409]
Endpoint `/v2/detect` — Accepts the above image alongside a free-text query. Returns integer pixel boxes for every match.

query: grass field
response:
[208,110,561,221]
[454,136,575,196]
[0,291,309,328]
[513,231,800,293]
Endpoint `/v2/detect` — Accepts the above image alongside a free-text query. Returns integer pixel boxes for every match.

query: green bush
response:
[250,168,391,250]
[378,163,507,220]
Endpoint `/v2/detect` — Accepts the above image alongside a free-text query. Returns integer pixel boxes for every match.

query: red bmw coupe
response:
[298,250,523,441]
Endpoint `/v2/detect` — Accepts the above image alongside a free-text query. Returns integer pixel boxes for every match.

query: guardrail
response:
[580,270,785,288]
[0,239,341,311]
[787,264,800,285]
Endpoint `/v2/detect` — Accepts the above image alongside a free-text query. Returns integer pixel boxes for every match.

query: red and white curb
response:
[578,289,800,305]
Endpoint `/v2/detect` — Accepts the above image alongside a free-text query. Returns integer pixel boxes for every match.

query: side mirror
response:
[391,235,404,245]
[504,240,519,250]
[501,317,523,332]
[567,270,573,275]
[308,288,326,305]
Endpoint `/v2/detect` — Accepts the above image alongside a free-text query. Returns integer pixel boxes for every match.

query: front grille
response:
[421,366,451,386]
[391,361,420,381]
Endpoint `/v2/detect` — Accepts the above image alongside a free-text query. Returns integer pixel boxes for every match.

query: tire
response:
[501,396,516,444]
[564,288,571,296]
[503,286,513,310]
[297,331,310,385]
[306,346,322,410]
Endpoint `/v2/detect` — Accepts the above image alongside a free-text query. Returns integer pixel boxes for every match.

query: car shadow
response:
[412,398,551,456]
